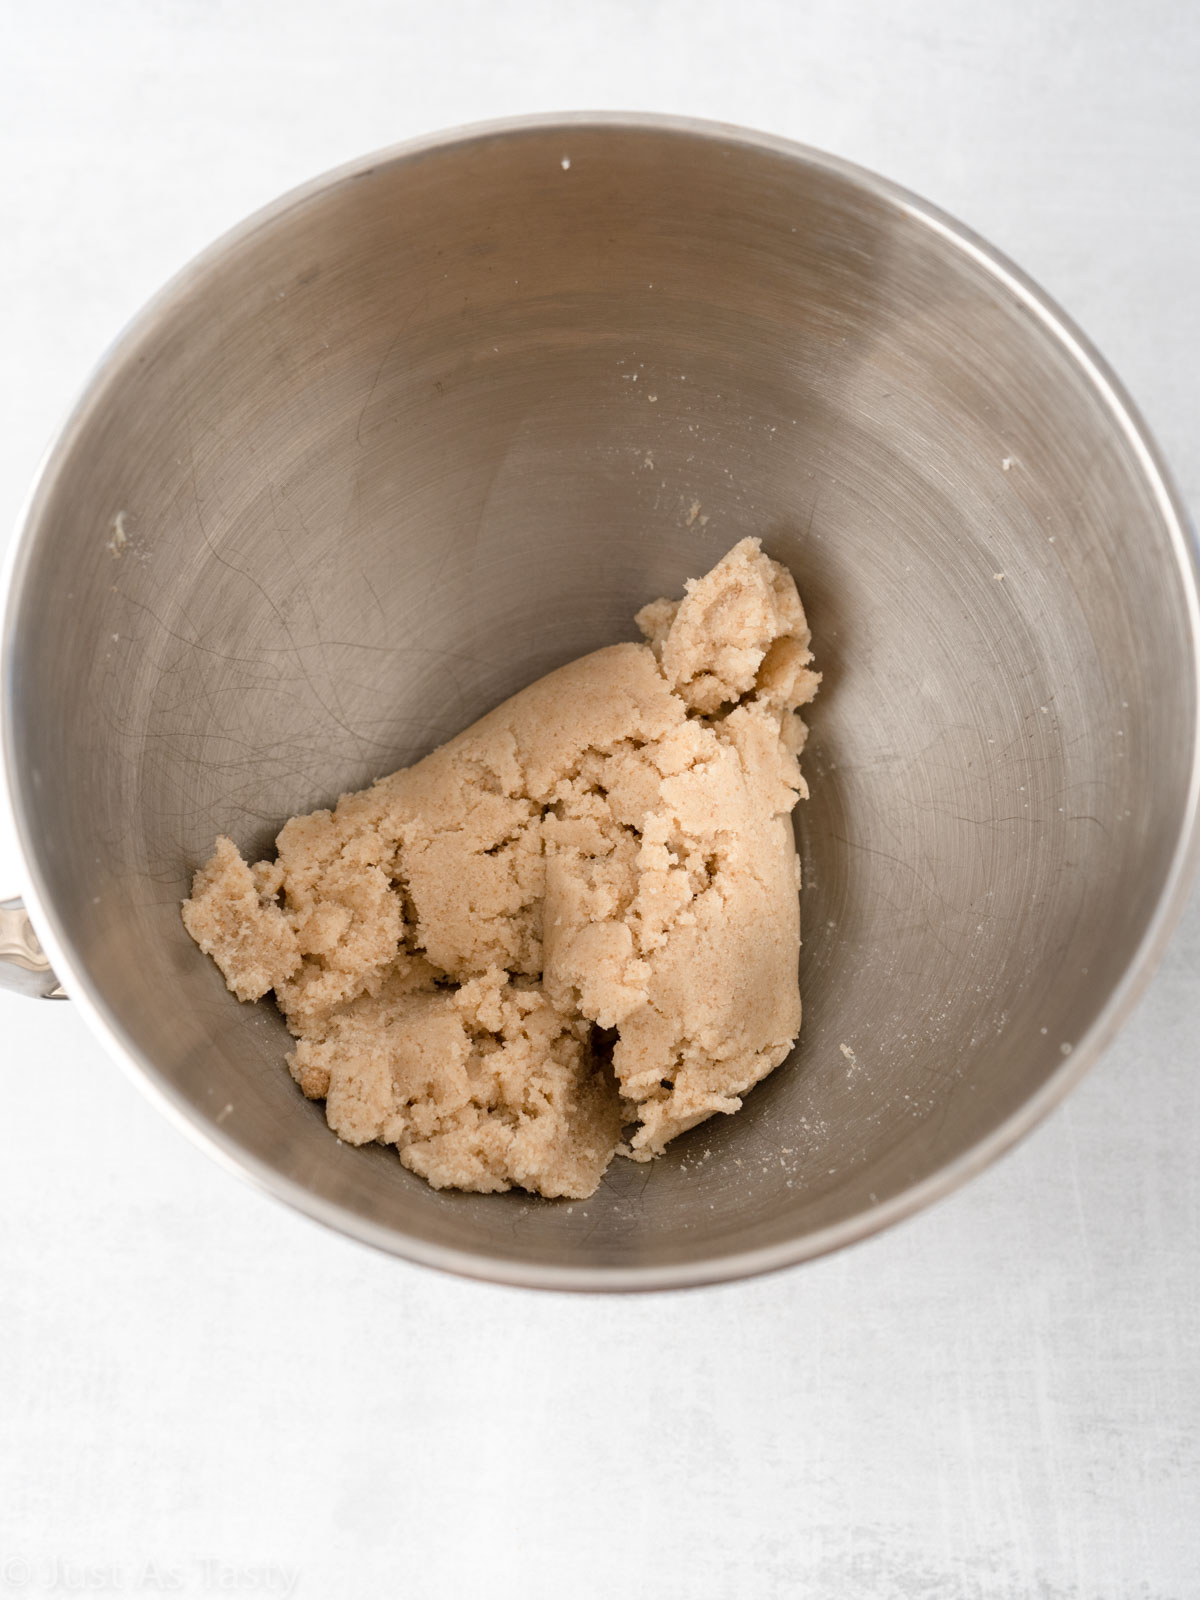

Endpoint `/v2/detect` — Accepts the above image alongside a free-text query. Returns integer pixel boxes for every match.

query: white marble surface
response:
[2,3,1198,1596]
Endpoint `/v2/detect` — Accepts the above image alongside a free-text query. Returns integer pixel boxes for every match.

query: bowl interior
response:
[6,121,1197,1285]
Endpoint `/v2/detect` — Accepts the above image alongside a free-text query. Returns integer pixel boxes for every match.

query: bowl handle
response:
[0,898,66,998]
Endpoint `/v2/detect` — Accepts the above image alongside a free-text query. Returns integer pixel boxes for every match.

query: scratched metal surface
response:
[5,118,1196,1286]
[1,1,1198,1595]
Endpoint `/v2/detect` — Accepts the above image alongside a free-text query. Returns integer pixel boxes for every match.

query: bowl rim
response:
[5,110,1199,1292]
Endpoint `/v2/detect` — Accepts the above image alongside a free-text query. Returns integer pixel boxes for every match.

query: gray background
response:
[2,2,1197,1596]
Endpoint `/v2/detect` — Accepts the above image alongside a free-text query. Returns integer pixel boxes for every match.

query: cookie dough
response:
[183,538,819,1199]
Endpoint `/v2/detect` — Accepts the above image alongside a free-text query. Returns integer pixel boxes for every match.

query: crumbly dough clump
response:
[183,538,819,1199]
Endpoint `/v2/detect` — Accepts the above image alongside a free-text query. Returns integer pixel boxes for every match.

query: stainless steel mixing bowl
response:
[4,115,1198,1289]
